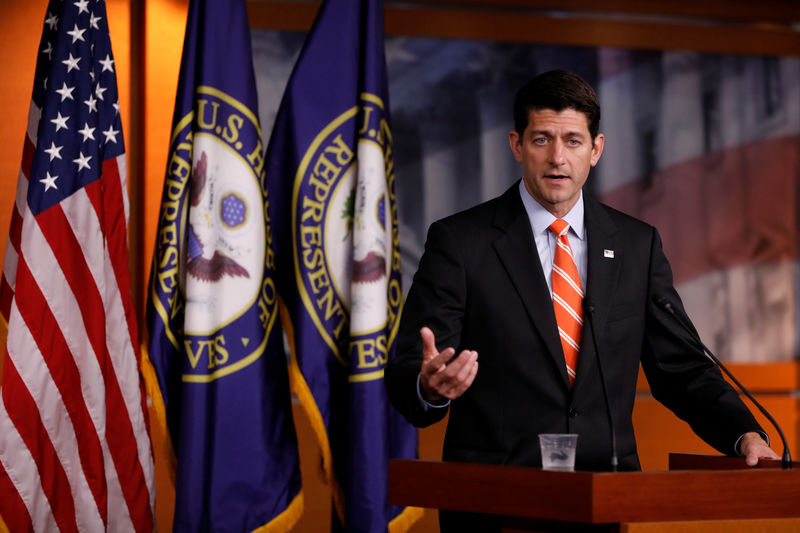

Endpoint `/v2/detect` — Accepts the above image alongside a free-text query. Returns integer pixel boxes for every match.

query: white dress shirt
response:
[518,179,587,294]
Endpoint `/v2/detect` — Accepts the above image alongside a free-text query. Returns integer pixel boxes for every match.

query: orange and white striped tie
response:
[549,219,583,386]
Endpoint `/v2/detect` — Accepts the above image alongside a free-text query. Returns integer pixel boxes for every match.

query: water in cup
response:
[538,433,578,471]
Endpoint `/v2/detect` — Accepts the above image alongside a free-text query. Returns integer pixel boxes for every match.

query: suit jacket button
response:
[568,408,579,418]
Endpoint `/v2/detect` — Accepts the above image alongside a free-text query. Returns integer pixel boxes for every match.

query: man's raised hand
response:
[419,326,478,402]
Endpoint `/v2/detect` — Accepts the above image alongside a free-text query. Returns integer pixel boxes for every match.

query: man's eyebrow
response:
[528,129,587,138]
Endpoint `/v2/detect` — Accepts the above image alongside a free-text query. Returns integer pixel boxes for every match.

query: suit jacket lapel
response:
[491,184,570,386]
[572,195,622,391]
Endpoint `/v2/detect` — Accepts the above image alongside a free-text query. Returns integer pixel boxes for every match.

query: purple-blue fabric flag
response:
[145,0,302,530]
[266,0,420,531]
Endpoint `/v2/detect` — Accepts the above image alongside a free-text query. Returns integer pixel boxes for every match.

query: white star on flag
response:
[44,11,58,30]
[74,0,90,15]
[89,13,102,30]
[66,24,86,43]
[99,54,115,72]
[51,111,69,131]
[39,171,59,191]
[62,52,80,72]
[78,123,96,142]
[84,93,98,112]
[73,151,92,171]
[43,142,63,161]
[55,82,75,101]
[102,125,119,144]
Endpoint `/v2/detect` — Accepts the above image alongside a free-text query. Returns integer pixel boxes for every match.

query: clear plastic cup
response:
[538,433,578,471]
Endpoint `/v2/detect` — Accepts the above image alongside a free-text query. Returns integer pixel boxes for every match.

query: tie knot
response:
[549,219,569,237]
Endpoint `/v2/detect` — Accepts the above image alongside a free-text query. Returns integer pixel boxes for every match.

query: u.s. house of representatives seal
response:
[152,86,276,383]
[293,93,402,381]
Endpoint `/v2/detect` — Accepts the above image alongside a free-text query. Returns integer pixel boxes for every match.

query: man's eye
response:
[533,137,547,145]
[568,139,580,146]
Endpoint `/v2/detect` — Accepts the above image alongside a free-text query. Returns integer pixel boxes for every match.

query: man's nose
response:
[549,141,566,166]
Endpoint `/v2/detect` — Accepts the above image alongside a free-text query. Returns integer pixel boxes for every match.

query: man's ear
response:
[508,130,523,163]
[590,133,605,167]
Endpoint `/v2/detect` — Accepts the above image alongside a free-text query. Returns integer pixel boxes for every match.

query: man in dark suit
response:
[385,70,778,530]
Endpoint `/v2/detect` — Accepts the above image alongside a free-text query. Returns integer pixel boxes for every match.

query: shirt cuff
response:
[735,431,770,456]
[416,373,450,411]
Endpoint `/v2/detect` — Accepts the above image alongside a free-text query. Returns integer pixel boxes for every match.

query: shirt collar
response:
[518,179,585,240]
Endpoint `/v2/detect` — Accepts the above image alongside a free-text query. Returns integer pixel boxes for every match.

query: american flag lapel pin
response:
[604,249,615,258]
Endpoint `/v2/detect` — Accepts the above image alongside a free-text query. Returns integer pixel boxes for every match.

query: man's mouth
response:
[545,174,569,180]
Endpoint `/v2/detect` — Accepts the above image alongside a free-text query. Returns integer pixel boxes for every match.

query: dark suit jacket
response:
[385,182,763,472]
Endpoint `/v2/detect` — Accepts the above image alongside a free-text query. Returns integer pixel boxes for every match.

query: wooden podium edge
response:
[669,452,798,470]
[388,459,800,525]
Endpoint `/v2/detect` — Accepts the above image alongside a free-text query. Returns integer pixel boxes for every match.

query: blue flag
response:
[145,0,302,530]
[266,0,421,531]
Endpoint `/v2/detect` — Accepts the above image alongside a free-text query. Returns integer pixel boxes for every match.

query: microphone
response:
[652,294,792,469]
[583,299,618,471]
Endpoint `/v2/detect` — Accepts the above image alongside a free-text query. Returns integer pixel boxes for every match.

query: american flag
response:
[0,1,155,531]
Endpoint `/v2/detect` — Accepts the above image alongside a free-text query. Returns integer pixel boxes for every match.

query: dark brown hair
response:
[513,70,601,139]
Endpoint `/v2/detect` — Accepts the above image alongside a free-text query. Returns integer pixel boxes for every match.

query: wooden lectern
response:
[387,454,800,532]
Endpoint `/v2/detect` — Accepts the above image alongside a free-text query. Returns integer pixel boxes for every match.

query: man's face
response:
[509,108,604,218]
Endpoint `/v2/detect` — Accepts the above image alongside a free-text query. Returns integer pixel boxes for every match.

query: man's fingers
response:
[739,432,780,467]
[434,348,455,371]
[448,351,478,397]
[429,349,478,399]
[453,351,478,383]
[422,347,454,379]
[420,327,438,361]
[463,357,479,389]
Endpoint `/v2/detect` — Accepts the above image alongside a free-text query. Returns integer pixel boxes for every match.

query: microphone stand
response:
[583,300,618,471]
[653,295,792,470]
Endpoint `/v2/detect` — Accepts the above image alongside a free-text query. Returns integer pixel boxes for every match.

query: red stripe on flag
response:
[102,371,154,533]
[21,136,35,183]
[0,275,11,323]
[14,258,108,524]
[0,450,34,533]
[1,359,79,533]
[7,209,22,260]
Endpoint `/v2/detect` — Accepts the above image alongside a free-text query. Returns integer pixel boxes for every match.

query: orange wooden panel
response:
[723,362,800,391]
[633,394,799,471]
[634,396,717,471]
[400,0,800,24]
[245,2,800,56]
[636,362,800,393]
[0,1,42,279]
[141,0,189,319]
